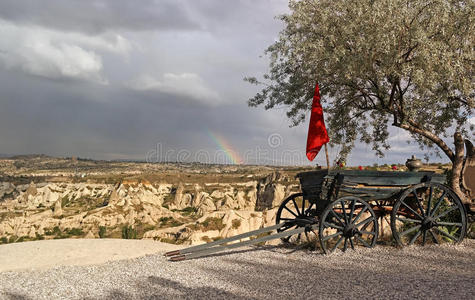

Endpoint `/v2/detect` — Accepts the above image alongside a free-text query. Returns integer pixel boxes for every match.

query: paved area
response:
[0,239,180,272]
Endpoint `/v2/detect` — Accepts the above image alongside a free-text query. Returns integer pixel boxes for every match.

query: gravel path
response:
[0,239,180,272]
[1,240,474,300]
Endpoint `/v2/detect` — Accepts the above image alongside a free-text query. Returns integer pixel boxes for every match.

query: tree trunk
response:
[451,132,470,205]
[461,140,475,213]
[396,121,471,206]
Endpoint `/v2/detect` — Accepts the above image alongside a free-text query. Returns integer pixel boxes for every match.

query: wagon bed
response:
[297,169,445,201]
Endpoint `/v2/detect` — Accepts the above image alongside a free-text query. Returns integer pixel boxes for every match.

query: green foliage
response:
[142,224,156,233]
[184,217,226,232]
[246,0,474,162]
[53,226,62,235]
[44,226,62,236]
[157,237,178,244]
[172,206,198,216]
[96,201,108,208]
[186,223,201,231]
[0,236,8,244]
[438,226,461,242]
[44,226,84,239]
[443,167,453,186]
[132,223,157,238]
[98,226,107,238]
[469,222,475,239]
[162,193,175,206]
[201,236,212,243]
[159,217,183,227]
[231,219,242,229]
[67,229,80,237]
[121,225,137,239]
[159,216,172,223]
[249,232,271,246]
[201,217,225,231]
[61,196,69,208]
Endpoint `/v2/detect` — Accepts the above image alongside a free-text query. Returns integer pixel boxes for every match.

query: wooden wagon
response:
[166,169,468,260]
[279,169,467,253]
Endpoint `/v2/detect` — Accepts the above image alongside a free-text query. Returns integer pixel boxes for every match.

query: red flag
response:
[306,83,329,161]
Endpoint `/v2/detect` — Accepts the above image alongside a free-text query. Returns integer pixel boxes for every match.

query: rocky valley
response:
[0,155,311,245]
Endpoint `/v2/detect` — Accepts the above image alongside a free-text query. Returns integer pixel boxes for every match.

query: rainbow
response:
[207,131,243,164]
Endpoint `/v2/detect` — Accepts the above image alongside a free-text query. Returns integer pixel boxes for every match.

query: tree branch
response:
[396,82,406,120]
[388,81,398,109]
[448,96,470,107]
[401,43,419,62]
[397,120,455,161]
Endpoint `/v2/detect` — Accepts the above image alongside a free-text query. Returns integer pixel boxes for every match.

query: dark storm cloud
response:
[0,0,437,166]
[0,67,433,165]
[187,0,288,35]
[0,0,296,163]
[0,0,200,33]
[0,69,301,162]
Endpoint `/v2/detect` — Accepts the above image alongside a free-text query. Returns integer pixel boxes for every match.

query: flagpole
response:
[324,144,330,169]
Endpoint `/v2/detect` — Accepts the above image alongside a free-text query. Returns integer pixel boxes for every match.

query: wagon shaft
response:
[164,221,319,261]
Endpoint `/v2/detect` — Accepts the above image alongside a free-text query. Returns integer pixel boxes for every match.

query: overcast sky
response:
[0,0,448,166]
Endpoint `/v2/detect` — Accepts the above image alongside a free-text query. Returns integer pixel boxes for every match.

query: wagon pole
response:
[324,143,330,169]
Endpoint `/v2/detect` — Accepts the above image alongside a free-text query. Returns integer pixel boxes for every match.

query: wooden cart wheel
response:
[275,193,318,244]
[319,196,378,254]
[391,183,467,246]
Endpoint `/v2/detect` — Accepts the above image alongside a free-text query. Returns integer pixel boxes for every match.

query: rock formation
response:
[256,172,288,210]
[0,157,302,246]
[53,200,63,217]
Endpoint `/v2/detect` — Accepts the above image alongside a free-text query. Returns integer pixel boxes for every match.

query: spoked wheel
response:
[275,193,318,245]
[319,197,378,254]
[391,183,467,246]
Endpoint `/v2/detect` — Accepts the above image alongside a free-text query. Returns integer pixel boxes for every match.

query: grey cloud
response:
[187,0,288,36]
[0,68,307,163]
[0,71,431,165]
[0,1,445,166]
[128,73,222,106]
[0,0,200,33]
[0,67,437,165]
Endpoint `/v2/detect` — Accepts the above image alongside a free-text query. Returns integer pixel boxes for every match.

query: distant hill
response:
[7,154,51,160]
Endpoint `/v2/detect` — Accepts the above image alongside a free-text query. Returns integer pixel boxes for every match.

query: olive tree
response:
[246,0,474,204]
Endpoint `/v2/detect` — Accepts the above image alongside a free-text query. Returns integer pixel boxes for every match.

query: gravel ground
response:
[0,239,180,272]
[1,240,474,300]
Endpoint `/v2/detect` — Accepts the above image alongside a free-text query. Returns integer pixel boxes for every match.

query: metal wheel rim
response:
[319,196,378,254]
[391,183,467,247]
[275,193,318,245]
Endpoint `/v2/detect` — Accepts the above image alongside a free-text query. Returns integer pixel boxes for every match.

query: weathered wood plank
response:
[339,186,404,200]
[297,170,329,199]
[297,169,446,201]
[327,170,445,186]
